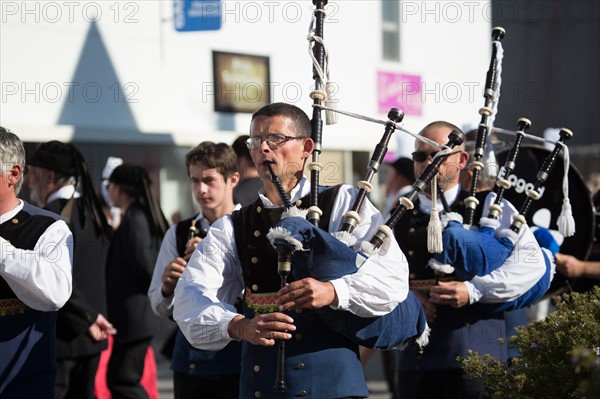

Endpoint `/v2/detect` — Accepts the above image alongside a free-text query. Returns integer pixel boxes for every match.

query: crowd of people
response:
[1,101,599,399]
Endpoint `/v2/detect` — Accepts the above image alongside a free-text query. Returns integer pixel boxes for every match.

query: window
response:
[382,1,400,61]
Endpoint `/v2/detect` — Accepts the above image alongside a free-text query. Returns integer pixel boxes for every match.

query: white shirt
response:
[47,184,80,203]
[0,200,73,311]
[148,206,241,318]
[417,185,552,304]
[174,177,409,350]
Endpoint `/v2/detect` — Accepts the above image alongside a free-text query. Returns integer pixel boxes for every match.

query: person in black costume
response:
[105,163,168,399]
[26,140,116,399]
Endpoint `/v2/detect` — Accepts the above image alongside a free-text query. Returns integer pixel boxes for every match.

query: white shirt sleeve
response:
[0,220,73,311]
[326,185,409,317]
[467,192,550,303]
[148,224,179,317]
[173,215,244,350]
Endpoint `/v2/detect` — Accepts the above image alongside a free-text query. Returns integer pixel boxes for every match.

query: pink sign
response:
[378,71,422,116]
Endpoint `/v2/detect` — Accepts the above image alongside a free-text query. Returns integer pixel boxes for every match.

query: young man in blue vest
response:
[174,103,410,399]
[148,142,241,399]
[0,128,73,399]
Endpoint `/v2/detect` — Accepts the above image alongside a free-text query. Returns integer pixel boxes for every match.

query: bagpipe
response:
[425,27,581,311]
[264,126,463,390]
[266,123,464,351]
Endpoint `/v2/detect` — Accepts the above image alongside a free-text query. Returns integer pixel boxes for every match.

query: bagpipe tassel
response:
[427,175,443,253]
[558,198,576,237]
[557,145,575,237]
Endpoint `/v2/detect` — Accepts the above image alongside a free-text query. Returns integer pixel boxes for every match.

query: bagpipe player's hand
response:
[183,237,202,261]
[429,281,469,308]
[555,252,584,278]
[413,290,437,323]
[160,257,187,297]
[276,277,337,311]
[227,314,296,346]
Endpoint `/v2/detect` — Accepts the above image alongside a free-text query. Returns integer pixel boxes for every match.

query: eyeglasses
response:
[411,150,461,162]
[246,134,305,149]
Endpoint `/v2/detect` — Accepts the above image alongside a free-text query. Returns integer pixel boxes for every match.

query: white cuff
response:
[464,281,482,304]
[328,278,349,310]
[222,312,240,341]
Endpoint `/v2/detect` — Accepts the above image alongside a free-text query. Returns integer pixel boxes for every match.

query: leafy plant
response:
[460,286,600,399]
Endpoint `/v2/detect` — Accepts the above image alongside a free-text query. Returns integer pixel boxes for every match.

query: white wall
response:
[1,1,492,151]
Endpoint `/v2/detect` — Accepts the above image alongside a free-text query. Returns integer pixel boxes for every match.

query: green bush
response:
[460,286,600,399]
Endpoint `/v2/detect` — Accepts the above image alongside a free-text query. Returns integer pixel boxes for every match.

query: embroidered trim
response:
[245,289,279,314]
[0,298,30,317]
[409,278,455,291]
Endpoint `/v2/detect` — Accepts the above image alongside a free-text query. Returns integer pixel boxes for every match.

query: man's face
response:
[413,125,467,194]
[24,165,53,206]
[189,163,233,212]
[248,115,312,185]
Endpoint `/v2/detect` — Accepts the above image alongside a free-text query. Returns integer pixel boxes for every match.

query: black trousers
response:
[55,354,101,399]
[107,338,152,399]
[398,369,488,399]
[173,372,239,399]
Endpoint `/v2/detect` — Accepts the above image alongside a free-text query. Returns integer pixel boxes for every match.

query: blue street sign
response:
[174,0,221,32]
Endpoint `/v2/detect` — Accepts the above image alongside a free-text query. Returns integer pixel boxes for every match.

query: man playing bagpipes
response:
[174,103,427,399]
[394,121,552,399]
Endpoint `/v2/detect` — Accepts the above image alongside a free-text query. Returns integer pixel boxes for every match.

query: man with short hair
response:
[148,142,241,399]
[0,128,73,399]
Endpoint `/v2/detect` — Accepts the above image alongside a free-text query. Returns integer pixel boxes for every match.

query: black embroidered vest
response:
[0,205,58,301]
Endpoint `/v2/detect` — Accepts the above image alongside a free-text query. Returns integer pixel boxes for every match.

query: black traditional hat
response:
[387,157,415,183]
[28,140,78,176]
[28,140,111,238]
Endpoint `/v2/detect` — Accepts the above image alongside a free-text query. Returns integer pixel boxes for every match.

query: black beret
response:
[28,140,78,176]
[388,157,415,183]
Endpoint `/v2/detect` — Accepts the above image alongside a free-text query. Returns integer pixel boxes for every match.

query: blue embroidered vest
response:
[231,186,369,398]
